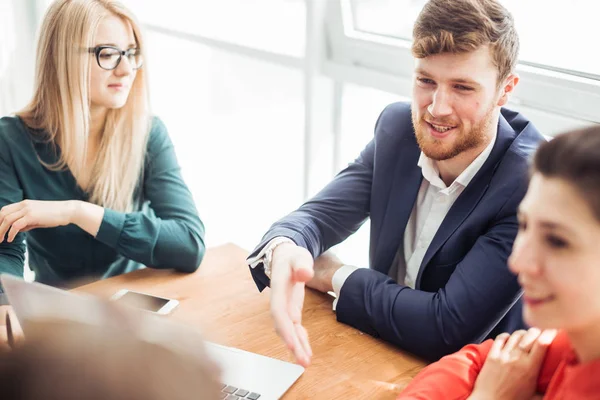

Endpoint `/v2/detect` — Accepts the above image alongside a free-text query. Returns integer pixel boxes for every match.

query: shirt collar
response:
[418,133,497,190]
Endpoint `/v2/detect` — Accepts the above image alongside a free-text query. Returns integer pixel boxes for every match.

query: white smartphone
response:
[111,289,179,315]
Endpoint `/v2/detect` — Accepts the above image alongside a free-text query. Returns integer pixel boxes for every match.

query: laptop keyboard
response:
[220,384,261,399]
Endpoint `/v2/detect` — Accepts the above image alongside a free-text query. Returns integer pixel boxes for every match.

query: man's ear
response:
[497,73,519,107]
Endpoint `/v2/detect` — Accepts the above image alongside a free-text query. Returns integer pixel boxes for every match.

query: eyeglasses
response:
[88,46,143,71]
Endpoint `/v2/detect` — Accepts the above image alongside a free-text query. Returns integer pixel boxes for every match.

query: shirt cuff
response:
[95,208,126,249]
[331,265,359,311]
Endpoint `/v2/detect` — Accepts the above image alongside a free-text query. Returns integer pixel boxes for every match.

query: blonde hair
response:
[412,0,519,83]
[17,0,150,212]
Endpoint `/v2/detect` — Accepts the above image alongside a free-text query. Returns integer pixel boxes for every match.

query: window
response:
[351,0,424,41]
[1,0,36,115]
[144,30,305,249]
[328,0,600,129]
[338,83,404,169]
[350,0,599,78]
[121,0,306,58]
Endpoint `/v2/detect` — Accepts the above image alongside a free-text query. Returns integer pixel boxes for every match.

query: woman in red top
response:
[399,125,600,400]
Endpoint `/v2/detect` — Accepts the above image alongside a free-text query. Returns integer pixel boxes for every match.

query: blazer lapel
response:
[415,115,517,287]
[373,140,422,275]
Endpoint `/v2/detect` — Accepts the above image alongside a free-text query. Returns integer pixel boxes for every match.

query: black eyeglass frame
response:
[88,45,143,71]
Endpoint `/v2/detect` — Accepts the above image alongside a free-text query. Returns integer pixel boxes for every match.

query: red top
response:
[398,331,600,399]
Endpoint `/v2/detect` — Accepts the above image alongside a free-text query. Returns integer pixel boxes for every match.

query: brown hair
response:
[412,0,519,82]
[0,319,221,400]
[533,125,600,221]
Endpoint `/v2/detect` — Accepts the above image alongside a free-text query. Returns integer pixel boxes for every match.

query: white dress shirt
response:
[332,134,497,307]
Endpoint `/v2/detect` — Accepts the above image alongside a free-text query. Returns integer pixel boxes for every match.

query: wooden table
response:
[79,244,426,399]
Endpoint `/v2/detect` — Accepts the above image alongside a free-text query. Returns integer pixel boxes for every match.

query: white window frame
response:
[325,0,600,126]
[27,0,600,202]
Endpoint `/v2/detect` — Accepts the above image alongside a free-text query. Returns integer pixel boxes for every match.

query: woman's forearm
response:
[70,200,104,237]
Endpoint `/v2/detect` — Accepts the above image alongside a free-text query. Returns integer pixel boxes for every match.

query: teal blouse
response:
[0,116,205,293]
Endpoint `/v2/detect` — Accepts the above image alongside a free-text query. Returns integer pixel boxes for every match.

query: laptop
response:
[0,274,304,400]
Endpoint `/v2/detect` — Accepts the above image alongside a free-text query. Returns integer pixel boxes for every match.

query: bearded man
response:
[247,0,545,363]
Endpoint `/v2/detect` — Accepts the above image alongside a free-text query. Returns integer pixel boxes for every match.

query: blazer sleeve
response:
[335,186,524,361]
[94,117,205,273]
[397,331,572,399]
[247,131,376,291]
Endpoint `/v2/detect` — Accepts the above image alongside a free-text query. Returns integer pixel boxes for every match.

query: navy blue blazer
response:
[248,102,545,361]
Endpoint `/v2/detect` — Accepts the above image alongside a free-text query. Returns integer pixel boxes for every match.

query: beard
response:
[411,103,496,161]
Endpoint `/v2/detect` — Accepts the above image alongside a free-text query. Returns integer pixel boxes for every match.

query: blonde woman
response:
[0,1,204,316]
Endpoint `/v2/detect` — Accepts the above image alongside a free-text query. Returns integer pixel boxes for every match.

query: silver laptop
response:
[0,274,304,400]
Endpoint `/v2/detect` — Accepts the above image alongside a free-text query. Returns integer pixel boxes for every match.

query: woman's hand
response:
[0,200,78,242]
[468,328,557,400]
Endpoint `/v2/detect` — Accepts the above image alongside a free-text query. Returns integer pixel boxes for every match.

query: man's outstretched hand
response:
[269,243,314,367]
